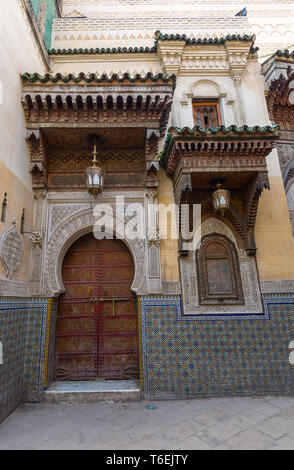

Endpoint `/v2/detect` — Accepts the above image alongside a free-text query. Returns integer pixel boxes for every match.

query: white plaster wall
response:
[240,59,270,127]
[0,0,46,189]
[171,75,240,128]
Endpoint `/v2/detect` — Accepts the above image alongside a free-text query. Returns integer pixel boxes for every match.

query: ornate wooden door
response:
[55,233,139,381]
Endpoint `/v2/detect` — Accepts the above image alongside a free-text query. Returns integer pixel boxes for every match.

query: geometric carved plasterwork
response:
[44,208,149,297]
[276,143,294,181]
[180,217,263,315]
[48,204,91,240]
[0,221,23,279]
[277,143,294,170]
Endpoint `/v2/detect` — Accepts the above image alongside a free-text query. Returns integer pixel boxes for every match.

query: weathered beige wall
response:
[255,151,294,281]
[0,161,34,282]
[240,59,294,281]
[0,0,46,283]
[157,169,180,282]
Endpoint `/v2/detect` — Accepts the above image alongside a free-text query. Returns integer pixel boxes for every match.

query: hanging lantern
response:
[212,182,230,216]
[85,139,105,196]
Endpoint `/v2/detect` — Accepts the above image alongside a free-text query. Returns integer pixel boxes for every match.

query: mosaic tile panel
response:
[23,299,52,402]
[0,298,52,422]
[140,295,294,399]
[0,302,27,423]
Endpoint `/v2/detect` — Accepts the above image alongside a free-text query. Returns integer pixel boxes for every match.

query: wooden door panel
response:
[102,300,137,316]
[56,336,95,352]
[101,283,134,298]
[57,303,95,316]
[63,251,96,265]
[64,283,96,298]
[102,316,138,333]
[102,251,133,264]
[101,266,135,282]
[62,267,96,282]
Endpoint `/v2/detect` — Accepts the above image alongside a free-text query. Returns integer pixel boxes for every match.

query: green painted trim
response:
[28,0,59,49]
[21,71,176,85]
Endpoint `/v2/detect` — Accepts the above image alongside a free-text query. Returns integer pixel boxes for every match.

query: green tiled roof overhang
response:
[160,125,280,167]
[154,30,255,45]
[21,71,176,85]
[49,46,157,55]
[48,30,256,55]
[262,49,294,66]
[168,125,280,136]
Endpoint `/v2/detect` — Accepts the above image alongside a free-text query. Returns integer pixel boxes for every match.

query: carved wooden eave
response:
[266,68,294,129]
[21,72,175,135]
[154,31,257,78]
[162,125,279,180]
[161,125,280,255]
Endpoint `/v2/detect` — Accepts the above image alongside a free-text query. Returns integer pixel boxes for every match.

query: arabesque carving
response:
[44,209,148,297]
[0,221,23,279]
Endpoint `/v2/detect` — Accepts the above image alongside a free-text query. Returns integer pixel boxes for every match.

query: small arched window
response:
[192,99,222,127]
[1,193,7,223]
[196,234,244,305]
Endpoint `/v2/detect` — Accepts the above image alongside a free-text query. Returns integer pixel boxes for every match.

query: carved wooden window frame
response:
[196,233,244,305]
[192,99,222,128]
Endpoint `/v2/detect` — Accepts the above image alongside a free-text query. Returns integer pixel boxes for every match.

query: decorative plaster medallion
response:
[0,221,23,279]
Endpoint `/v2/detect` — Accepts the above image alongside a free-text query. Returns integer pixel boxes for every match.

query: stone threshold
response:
[43,380,141,403]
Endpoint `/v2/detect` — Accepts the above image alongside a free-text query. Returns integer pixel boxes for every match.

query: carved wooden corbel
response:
[146,161,159,192]
[146,129,160,161]
[26,129,48,190]
[245,171,270,255]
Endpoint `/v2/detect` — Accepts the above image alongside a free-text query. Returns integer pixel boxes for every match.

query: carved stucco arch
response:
[44,209,147,297]
[189,79,221,99]
[180,216,263,315]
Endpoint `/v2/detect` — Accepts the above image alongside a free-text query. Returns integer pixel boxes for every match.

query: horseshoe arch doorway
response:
[54,232,139,381]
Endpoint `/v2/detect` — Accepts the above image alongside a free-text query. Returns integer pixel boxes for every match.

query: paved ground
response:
[1,396,294,449]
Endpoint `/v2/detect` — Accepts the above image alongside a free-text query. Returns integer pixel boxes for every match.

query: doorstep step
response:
[43,380,141,403]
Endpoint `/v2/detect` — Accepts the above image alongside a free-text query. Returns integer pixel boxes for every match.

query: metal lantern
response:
[85,142,105,196]
[212,183,230,216]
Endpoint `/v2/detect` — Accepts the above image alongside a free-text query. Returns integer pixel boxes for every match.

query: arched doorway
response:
[55,233,139,381]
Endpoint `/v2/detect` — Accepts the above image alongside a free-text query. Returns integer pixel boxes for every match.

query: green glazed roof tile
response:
[168,124,280,136]
[262,49,294,66]
[21,71,176,85]
[49,46,157,55]
[154,30,255,45]
[47,30,256,55]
